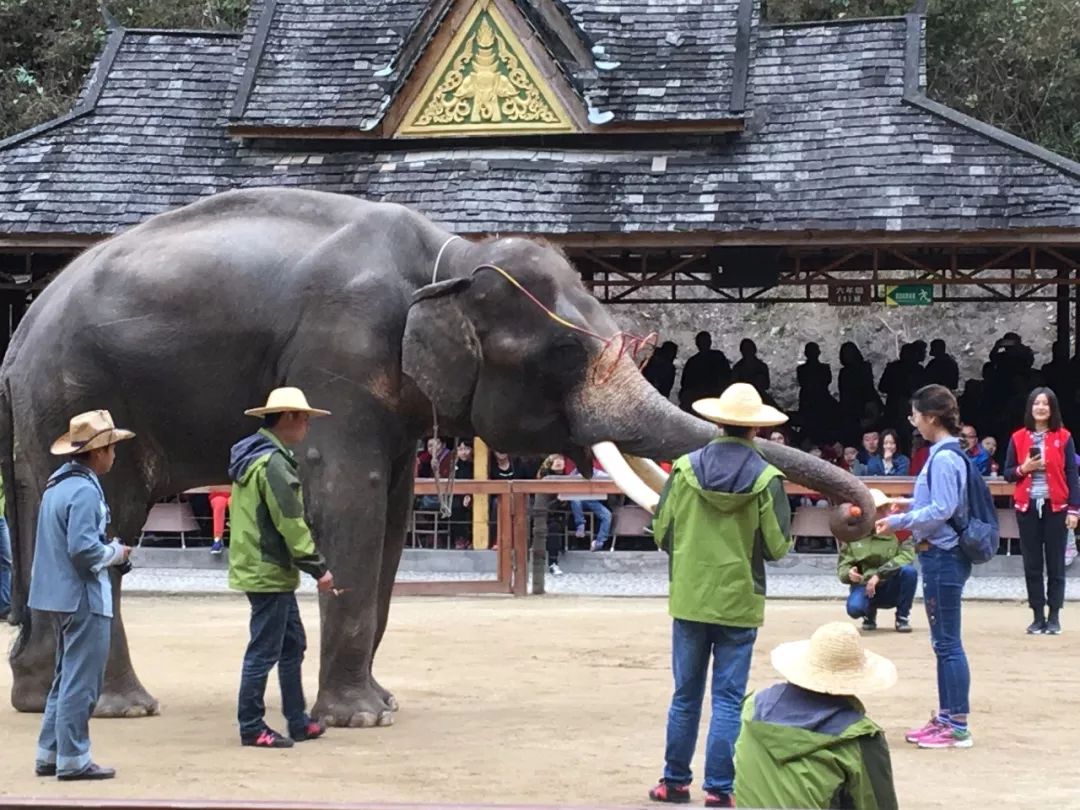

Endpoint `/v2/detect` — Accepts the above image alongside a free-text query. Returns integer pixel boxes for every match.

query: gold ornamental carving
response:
[397,2,575,136]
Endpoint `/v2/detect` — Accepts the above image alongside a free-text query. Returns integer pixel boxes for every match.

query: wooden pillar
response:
[1057,265,1071,352]
[471,437,490,549]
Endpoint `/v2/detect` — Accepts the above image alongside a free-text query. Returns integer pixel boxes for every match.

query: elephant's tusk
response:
[591,442,661,513]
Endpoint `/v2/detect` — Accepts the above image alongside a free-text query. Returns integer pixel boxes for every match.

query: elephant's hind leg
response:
[93,458,160,718]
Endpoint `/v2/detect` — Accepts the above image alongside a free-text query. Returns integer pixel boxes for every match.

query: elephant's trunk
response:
[568,356,876,541]
[568,358,718,461]
[754,439,877,542]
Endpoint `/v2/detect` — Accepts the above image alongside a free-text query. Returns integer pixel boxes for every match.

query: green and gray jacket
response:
[649,437,792,628]
[227,428,328,593]
[837,535,916,585]
[734,683,898,810]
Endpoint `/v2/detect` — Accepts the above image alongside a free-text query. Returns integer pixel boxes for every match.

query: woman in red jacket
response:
[1004,387,1080,635]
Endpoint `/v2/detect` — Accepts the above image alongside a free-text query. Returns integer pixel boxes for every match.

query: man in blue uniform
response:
[29,409,135,781]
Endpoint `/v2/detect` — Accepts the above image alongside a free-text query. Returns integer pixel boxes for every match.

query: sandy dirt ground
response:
[1,595,1076,808]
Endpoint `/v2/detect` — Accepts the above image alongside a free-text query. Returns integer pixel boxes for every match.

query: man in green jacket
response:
[229,387,335,749]
[838,488,917,633]
[647,383,793,809]
[734,622,899,810]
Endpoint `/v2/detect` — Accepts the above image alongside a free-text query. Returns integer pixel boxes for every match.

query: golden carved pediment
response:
[396,1,576,136]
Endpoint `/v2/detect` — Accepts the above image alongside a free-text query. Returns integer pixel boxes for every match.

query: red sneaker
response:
[704,792,735,808]
[649,782,691,804]
[290,719,326,742]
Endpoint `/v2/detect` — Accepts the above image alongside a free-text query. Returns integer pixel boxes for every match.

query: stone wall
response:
[615,300,1060,410]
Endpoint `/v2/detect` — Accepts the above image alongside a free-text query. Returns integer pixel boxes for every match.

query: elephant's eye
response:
[544,337,588,383]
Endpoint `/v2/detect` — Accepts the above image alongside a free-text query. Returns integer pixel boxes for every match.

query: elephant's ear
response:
[402,277,480,424]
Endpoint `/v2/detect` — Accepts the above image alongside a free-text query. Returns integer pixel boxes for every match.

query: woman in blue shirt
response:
[876,384,972,750]
[866,429,910,476]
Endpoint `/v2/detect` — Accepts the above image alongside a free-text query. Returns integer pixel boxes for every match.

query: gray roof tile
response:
[1,19,1079,237]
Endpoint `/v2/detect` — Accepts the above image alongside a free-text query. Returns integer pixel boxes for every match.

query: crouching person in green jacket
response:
[229,387,336,749]
[734,622,899,810]
[838,488,918,633]
[647,384,793,809]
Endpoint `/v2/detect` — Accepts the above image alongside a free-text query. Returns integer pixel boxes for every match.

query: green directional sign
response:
[885,284,934,307]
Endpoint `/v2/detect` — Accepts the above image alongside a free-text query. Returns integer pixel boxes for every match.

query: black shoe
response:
[35,763,56,777]
[290,719,326,741]
[895,617,912,633]
[241,727,294,748]
[57,763,116,781]
[1046,615,1062,635]
[861,617,877,631]
[1026,619,1047,635]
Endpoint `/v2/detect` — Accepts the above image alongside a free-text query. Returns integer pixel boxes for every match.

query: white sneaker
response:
[549,563,564,576]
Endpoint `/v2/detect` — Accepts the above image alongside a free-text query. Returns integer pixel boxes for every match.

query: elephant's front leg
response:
[94,572,160,717]
[310,454,395,728]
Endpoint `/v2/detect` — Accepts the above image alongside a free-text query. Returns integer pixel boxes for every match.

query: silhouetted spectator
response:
[797,342,839,443]
[925,339,959,391]
[1043,341,1075,427]
[642,340,678,399]
[838,342,883,443]
[878,343,925,431]
[678,331,732,412]
[733,338,771,399]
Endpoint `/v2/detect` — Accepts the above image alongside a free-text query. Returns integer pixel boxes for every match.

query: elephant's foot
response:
[370,675,398,712]
[314,683,394,728]
[11,673,51,713]
[93,683,160,718]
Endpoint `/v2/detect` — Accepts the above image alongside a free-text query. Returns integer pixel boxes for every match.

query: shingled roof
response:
[1,7,1079,240]
[229,0,750,129]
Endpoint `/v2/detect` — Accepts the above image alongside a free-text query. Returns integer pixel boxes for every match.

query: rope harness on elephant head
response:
[423,259,657,519]
[473,263,658,386]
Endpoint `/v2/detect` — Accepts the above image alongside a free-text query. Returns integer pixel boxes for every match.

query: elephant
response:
[1,187,875,725]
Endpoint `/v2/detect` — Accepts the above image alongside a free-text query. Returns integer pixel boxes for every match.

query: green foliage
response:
[766,0,1080,161]
[0,0,249,137]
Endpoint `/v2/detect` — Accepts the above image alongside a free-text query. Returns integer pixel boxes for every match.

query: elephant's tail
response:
[0,375,30,654]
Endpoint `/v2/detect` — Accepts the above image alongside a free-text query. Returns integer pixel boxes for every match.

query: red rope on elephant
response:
[475,263,658,385]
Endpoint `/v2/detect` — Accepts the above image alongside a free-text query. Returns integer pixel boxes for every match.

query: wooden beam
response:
[471,437,489,549]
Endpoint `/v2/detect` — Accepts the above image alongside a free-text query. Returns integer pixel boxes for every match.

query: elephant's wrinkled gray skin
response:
[2,188,872,725]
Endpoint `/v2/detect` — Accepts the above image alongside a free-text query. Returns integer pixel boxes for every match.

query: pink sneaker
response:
[905,714,946,744]
[916,725,973,749]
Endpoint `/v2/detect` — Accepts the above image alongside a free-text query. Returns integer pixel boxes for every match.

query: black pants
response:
[1017,507,1068,612]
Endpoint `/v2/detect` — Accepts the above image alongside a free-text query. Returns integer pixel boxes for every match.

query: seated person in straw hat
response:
[838,488,918,633]
[647,383,792,809]
[734,622,899,810]
[228,387,336,749]
[29,410,136,781]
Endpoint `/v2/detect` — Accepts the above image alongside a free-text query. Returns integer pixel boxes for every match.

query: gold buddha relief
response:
[397,2,575,135]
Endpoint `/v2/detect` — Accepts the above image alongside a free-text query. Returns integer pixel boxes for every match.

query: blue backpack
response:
[926,445,1000,563]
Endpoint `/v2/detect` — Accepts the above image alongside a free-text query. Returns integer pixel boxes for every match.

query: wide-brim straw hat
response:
[771,622,898,696]
[244,387,331,418]
[51,409,135,456]
[692,383,788,428]
[868,488,894,510]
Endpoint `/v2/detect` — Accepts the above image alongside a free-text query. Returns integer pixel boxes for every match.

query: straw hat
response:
[244,387,331,418]
[51,410,135,456]
[868,488,893,510]
[692,383,787,428]
[771,622,898,696]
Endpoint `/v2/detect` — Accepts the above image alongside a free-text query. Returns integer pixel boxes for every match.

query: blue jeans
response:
[0,516,11,616]
[36,595,111,775]
[238,592,310,739]
[846,564,918,621]
[571,500,612,544]
[662,619,757,794]
[920,546,972,715]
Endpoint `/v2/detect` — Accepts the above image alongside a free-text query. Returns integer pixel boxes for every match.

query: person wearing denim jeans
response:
[879,384,974,750]
[229,388,336,748]
[0,513,11,620]
[647,385,793,808]
[571,499,611,550]
[839,489,918,633]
